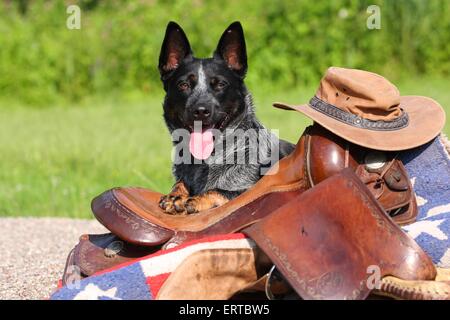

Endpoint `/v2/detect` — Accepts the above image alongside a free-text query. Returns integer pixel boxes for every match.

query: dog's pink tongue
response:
[189,129,214,160]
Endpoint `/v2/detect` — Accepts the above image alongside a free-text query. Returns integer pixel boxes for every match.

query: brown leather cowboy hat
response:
[274,67,446,151]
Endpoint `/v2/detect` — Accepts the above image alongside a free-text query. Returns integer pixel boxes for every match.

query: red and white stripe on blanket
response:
[52,233,255,300]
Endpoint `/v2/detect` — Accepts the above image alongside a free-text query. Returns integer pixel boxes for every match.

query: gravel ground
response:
[0,217,107,300]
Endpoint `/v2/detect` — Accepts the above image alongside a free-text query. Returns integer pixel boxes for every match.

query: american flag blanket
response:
[51,234,254,300]
[400,135,450,268]
[51,135,450,300]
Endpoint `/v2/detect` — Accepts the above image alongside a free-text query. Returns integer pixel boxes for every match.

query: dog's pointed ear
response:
[159,21,193,78]
[214,21,247,77]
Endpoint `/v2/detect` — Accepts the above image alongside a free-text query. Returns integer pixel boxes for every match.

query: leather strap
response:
[309,96,409,131]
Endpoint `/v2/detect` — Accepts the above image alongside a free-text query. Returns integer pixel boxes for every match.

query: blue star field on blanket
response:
[400,135,450,268]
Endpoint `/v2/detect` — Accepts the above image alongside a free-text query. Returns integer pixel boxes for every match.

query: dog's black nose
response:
[193,106,211,120]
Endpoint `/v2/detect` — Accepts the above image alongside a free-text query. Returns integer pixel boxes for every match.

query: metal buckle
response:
[364,151,387,171]
[265,265,278,300]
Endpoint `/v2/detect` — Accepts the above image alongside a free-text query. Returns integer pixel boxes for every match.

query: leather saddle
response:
[92,123,416,246]
[156,170,437,300]
[243,169,435,300]
[62,123,419,285]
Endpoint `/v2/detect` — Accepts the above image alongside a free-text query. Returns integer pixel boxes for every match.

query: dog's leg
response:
[184,190,230,214]
[159,180,190,214]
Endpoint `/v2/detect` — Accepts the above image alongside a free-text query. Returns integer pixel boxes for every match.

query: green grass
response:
[0,76,449,218]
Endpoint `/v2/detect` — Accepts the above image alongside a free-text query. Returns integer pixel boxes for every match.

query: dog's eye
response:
[215,81,228,90]
[177,81,190,91]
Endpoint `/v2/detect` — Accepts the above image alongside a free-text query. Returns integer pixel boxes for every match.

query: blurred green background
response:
[0,0,449,218]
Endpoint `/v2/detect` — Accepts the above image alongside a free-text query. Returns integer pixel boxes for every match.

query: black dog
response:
[158,21,294,214]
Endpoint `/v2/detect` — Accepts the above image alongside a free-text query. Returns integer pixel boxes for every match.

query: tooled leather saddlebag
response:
[304,124,417,225]
[243,168,435,300]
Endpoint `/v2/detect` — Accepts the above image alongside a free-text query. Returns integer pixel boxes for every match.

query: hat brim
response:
[273,95,446,151]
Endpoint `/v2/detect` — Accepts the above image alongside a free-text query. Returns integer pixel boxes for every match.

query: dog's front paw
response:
[184,197,201,214]
[159,194,189,215]
[185,191,230,214]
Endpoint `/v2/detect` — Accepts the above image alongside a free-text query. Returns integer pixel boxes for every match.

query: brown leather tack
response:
[65,124,419,284]
[305,124,418,225]
[375,272,450,300]
[91,131,309,246]
[72,233,159,277]
[91,124,417,249]
[243,169,436,300]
